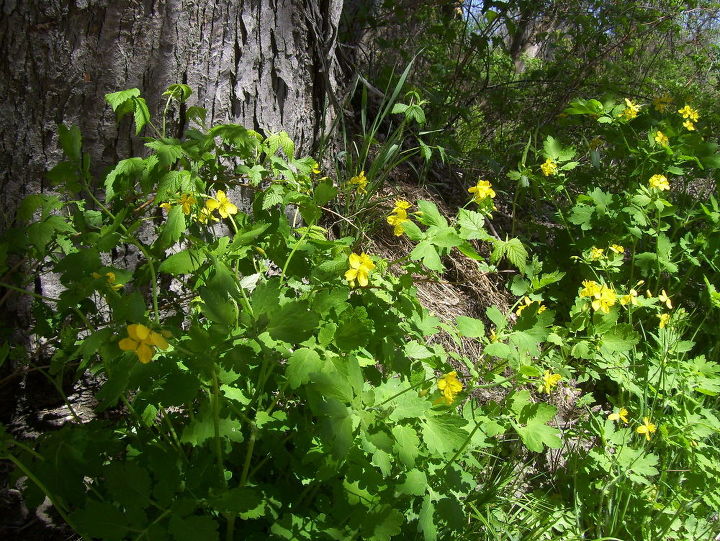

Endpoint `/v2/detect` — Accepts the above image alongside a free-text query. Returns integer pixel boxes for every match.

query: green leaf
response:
[159,249,207,275]
[514,402,562,452]
[133,97,151,135]
[200,287,237,325]
[209,487,265,519]
[455,316,485,338]
[110,291,146,322]
[58,124,82,162]
[457,209,490,241]
[416,200,447,228]
[421,414,468,455]
[404,340,433,359]
[72,500,129,541]
[163,84,193,102]
[156,170,193,203]
[369,506,404,541]
[335,306,373,351]
[286,348,323,388]
[418,495,437,541]
[169,515,219,541]
[104,157,146,201]
[105,88,140,116]
[397,469,427,496]
[155,205,186,250]
[145,139,186,168]
[267,300,319,343]
[392,424,420,467]
[314,177,337,206]
[180,408,244,446]
[504,238,528,271]
[601,323,640,353]
[411,241,443,271]
[105,462,151,507]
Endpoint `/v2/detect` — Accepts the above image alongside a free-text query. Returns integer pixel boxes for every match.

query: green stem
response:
[5,453,77,531]
[211,367,226,486]
[239,424,257,487]
[281,226,312,280]
[0,282,59,303]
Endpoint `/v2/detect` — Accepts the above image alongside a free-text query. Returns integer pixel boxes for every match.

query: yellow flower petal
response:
[136,343,155,364]
[128,324,151,342]
[118,338,138,352]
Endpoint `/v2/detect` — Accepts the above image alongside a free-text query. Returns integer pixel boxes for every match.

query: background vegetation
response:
[1,1,720,539]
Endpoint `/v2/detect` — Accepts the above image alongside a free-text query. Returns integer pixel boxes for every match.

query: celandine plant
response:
[0,86,554,541]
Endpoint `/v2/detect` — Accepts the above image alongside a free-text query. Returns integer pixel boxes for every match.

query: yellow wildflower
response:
[205,190,238,219]
[589,247,605,260]
[654,131,669,147]
[591,286,617,314]
[178,193,197,215]
[579,280,602,298]
[387,200,411,236]
[620,289,639,306]
[658,313,670,329]
[437,371,464,405]
[658,290,672,309]
[540,158,558,177]
[653,95,672,113]
[648,174,670,191]
[197,207,219,224]
[515,296,547,316]
[92,271,123,291]
[621,98,640,120]
[636,417,657,441]
[468,180,496,203]
[345,252,375,288]
[678,104,699,122]
[609,244,625,254]
[312,165,321,174]
[609,407,629,423]
[118,324,169,364]
[541,370,562,394]
[349,171,368,193]
[683,120,696,131]
[159,202,173,211]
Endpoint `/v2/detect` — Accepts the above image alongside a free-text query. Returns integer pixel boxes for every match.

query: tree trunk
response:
[0,0,345,230]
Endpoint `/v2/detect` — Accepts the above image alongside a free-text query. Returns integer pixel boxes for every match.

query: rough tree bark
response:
[0,0,346,230]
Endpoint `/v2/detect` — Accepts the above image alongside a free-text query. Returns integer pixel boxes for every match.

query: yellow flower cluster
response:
[437,371,463,405]
[386,200,412,236]
[540,158,558,177]
[541,370,562,394]
[515,296,547,316]
[119,324,169,364]
[621,98,640,120]
[468,179,496,203]
[92,271,123,291]
[608,408,658,440]
[648,174,670,191]
[589,247,605,260]
[161,193,197,215]
[654,131,669,147]
[579,280,617,314]
[608,407,629,423]
[345,252,375,287]
[637,417,657,441]
[658,313,671,329]
[619,289,639,306]
[609,244,625,254]
[678,104,699,131]
[205,190,238,220]
[349,171,368,194]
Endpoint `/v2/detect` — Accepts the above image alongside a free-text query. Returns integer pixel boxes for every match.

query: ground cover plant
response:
[1,70,720,541]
